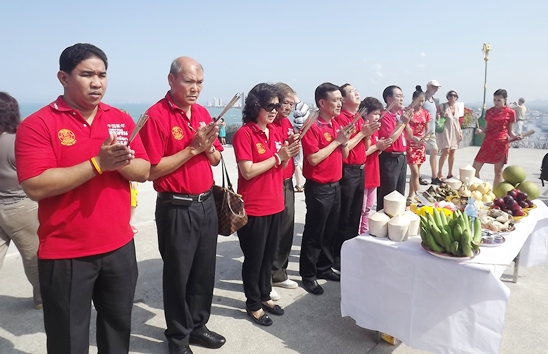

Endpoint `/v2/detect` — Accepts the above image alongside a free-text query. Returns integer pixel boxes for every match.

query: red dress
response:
[475,107,516,164]
[406,108,430,165]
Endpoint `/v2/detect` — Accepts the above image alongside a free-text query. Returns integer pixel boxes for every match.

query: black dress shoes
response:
[302,279,324,295]
[317,272,340,282]
[246,308,273,326]
[189,328,226,349]
[169,344,193,354]
[262,302,285,315]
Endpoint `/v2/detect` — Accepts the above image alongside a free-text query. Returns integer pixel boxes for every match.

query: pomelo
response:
[516,181,540,200]
[502,165,527,185]
[493,182,515,198]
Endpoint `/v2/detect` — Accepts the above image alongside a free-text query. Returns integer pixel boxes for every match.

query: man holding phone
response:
[139,56,226,354]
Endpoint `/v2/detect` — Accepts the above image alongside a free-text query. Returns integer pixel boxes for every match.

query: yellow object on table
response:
[414,206,453,217]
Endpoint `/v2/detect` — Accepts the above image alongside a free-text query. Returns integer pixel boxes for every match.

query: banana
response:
[425,227,445,253]
[473,217,482,244]
[461,229,474,257]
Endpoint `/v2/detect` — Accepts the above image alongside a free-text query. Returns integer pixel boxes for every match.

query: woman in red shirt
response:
[358,97,392,234]
[405,86,430,204]
[233,83,300,326]
[473,89,521,186]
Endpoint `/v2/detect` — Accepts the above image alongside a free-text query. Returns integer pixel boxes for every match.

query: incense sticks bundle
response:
[299,109,319,137]
[128,114,149,144]
[508,129,534,142]
[215,93,242,121]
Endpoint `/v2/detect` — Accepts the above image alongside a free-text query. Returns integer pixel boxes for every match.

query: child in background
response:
[359,97,393,234]
[218,118,227,145]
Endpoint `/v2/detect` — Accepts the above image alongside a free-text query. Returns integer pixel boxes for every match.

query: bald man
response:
[140,57,226,354]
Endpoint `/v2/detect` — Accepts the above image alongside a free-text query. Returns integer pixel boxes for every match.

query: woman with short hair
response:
[436,90,463,180]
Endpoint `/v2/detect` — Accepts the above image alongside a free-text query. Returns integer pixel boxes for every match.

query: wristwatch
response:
[208,146,216,154]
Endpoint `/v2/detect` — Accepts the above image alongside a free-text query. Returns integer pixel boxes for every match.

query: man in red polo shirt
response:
[299,82,353,295]
[332,84,380,271]
[139,56,225,354]
[270,82,300,297]
[15,43,150,354]
[377,85,411,211]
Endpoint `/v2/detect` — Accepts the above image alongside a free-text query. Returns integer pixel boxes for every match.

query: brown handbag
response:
[212,155,248,236]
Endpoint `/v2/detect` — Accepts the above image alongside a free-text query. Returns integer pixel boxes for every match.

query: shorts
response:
[130,182,138,207]
[425,136,438,152]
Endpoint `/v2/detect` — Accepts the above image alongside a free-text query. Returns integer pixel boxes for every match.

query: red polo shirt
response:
[272,117,296,179]
[378,110,406,153]
[139,92,224,194]
[15,96,149,260]
[233,122,284,216]
[365,132,381,189]
[334,109,367,165]
[301,117,343,184]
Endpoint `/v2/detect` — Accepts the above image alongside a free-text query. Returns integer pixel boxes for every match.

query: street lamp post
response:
[474,43,491,146]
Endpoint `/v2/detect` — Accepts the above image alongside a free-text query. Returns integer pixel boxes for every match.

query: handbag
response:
[212,155,248,236]
[435,116,447,134]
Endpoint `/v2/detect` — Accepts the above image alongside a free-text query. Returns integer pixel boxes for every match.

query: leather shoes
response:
[317,272,340,282]
[262,302,284,316]
[302,279,324,295]
[169,344,193,354]
[246,308,273,326]
[189,328,226,349]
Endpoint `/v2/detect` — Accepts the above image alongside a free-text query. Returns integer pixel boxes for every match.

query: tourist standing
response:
[233,83,300,326]
[436,90,462,180]
[405,86,430,204]
[292,102,308,192]
[139,56,226,354]
[0,92,41,309]
[333,84,379,270]
[15,43,150,354]
[270,82,300,298]
[376,85,411,211]
[473,89,520,186]
[358,97,392,234]
[299,82,353,295]
[422,80,441,184]
[218,117,227,145]
[510,98,527,135]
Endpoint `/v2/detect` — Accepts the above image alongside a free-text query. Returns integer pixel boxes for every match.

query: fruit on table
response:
[493,182,515,198]
[515,181,540,200]
[502,165,527,186]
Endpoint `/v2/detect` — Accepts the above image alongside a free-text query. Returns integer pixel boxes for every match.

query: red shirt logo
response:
[58,129,76,146]
[172,126,184,140]
[256,143,266,154]
[323,132,333,142]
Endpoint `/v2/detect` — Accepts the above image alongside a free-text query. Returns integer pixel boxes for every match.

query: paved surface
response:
[1,146,547,354]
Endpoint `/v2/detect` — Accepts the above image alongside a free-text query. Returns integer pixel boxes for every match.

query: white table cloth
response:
[340,201,548,354]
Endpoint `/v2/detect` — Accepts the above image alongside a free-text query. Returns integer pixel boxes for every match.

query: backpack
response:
[540,153,548,186]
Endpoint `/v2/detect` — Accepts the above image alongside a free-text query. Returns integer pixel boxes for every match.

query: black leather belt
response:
[158,189,212,203]
[386,152,406,157]
[344,163,365,170]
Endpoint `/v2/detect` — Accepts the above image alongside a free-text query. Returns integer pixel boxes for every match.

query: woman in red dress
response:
[473,89,521,186]
[405,86,431,203]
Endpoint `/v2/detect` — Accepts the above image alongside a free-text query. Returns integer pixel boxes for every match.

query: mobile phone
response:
[171,195,193,206]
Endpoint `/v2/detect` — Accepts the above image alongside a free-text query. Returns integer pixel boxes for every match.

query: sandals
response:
[447,174,454,179]
[418,176,429,185]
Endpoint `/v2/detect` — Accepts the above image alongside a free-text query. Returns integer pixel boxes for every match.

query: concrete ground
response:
[1,146,547,354]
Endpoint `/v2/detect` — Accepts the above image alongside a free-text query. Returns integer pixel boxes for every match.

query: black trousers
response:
[155,195,218,349]
[377,153,407,211]
[237,212,282,311]
[299,180,341,280]
[272,179,295,283]
[38,239,138,354]
[333,165,365,262]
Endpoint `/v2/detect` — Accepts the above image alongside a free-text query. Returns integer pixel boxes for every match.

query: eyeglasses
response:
[348,89,359,95]
[262,103,282,112]
[393,95,405,99]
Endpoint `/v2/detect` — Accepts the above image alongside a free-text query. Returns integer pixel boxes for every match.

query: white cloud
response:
[371,63,383,77]
[421,52,426,57]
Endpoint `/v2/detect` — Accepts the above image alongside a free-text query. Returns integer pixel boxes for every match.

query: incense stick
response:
[128,114,149,144]
[215,93,242,121]
[299,110,319,137]
[508,129,534,142]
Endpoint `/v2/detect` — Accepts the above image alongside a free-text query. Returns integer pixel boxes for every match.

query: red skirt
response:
[406,144,426,165]
[475,139,509,164]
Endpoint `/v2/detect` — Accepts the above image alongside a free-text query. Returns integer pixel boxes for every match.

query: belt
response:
[158,189,212,203]
[343,163,365,170]
[385,152,406,157]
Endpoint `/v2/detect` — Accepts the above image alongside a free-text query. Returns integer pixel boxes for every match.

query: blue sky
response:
[1,0,546,106]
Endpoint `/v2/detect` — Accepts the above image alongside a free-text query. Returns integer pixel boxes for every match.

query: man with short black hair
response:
[15,43,150,354]
[299,82,353,295]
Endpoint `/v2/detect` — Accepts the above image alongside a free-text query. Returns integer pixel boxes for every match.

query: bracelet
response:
[90,157,103,175]
[274,153,282,166]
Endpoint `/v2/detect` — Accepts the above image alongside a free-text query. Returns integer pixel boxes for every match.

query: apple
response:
[517,191,528,201]
[507,189,518,199]
[494,197,505,208]
[503,195,515,206]
[513,209,525,217]
[518,200,529,208]
[511,202,521,211]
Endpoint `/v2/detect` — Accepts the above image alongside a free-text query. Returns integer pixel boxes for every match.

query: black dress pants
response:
[39,239,138,354]
[155,195,218,350]
[377,153,407,211]
[333,165,365,262]
[237,212,282,311]
[299,180,341,280]
[272,178,295,283]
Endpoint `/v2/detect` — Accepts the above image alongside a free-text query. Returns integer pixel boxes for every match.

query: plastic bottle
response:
[464,198,478,235]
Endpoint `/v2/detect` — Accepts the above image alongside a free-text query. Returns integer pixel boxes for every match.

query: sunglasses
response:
[263,103,282,112]
[448,94,458,98]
